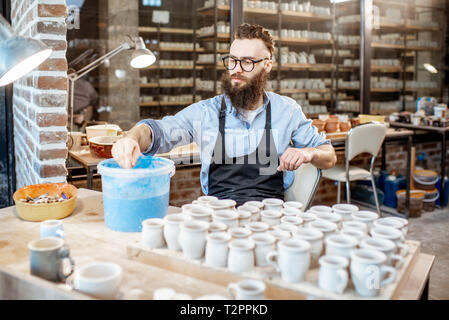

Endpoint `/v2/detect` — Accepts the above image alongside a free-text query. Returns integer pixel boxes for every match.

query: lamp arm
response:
[68,41,133,81]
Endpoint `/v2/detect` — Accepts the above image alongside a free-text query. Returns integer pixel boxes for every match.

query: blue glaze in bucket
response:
[98,156,175,232]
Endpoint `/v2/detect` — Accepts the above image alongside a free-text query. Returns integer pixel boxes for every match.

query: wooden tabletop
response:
[390,121,449,133]
[0,189,434,300]
[0,189,228,300]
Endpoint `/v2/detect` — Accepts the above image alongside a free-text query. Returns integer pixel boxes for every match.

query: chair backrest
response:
[285,163,321,210]
[346,122,387,162]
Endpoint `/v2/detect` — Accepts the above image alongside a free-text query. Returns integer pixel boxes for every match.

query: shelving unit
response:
[334,0,446,115]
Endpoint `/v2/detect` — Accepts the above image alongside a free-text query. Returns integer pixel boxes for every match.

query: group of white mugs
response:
[141,197,410,298]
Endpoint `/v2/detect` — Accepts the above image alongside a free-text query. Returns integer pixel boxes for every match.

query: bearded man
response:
[112,23,336,206]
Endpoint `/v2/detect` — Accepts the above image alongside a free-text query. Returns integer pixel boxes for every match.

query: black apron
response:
[208,96,284,206]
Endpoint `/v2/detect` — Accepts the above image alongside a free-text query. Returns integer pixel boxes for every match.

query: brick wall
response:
[10,0,68,189]
[169,165,204,208]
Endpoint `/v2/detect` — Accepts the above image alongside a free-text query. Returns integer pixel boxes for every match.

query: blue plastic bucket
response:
[98,156,175,232]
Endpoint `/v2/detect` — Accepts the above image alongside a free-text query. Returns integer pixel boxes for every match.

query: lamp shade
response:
[129,37,156,69]
[0,15,52,86]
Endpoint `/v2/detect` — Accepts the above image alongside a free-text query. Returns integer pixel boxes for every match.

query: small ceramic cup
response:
[142,218,165,249]
[40,219,65,239]
[318,255,349,294]
[262,198,284,211]
[261,210,282,227]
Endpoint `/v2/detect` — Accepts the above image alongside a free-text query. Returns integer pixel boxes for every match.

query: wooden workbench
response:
[0,189,434,300]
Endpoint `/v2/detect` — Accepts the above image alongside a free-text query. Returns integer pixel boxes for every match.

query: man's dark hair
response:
[234,23,275,59]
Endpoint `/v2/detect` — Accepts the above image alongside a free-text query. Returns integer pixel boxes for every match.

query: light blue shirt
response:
[137,91,330,195]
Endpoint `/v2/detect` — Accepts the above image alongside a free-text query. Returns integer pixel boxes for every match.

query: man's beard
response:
[221,69,269,112]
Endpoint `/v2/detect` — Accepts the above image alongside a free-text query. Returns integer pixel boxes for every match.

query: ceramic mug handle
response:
[266,251,280,272]
[58,246,75,281]
[227,283,239,300]
[336,268,348,294]
[380,265,397,287]
[397,242,409,257]
[390,254,404,270]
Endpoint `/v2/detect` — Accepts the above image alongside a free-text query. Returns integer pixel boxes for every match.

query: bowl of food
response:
[13,183,78,222]
[89,136,120,158]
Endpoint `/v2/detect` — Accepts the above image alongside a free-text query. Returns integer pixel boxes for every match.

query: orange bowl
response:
[89,136,120,158]
[13,183,78,222]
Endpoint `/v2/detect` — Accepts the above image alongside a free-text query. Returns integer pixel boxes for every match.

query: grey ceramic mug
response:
[28,237,75,282]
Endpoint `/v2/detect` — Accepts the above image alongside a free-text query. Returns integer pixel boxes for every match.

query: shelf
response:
[280,89,329,94]
[338,65,403,72]
[274,36,333,46]
[154,48,205,53]
[196,63,226,70]
[371,43,440,51]
[197,33,231,42]
[138,27,195,35]
[279,10,333,23]
[371,88,402,92]
[140,101,194,107]
[196,5,230,16]
[337,22,439,33]
[146,65,202,70]
[139,83,193,88]
[282,63,335,71]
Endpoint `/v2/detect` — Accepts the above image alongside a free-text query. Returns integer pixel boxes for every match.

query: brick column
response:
[10,0,68,189]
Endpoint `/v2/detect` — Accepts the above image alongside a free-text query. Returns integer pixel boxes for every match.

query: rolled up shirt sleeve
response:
[291,104,330,148]
[136,102,203,156]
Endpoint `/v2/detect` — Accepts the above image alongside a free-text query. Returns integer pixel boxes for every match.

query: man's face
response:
[228,38,272,88]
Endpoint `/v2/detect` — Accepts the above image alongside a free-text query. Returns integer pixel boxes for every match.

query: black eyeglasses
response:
[222,55,269,72]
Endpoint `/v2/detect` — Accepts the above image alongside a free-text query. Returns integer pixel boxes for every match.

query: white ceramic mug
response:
[331,203,359,221]
[315,211,343,227]
[292,228,324,269]
[238,204,260,222]
[247,221,270,234]
[208,221,228,233]
[370,226,409,256]
[261,210,282,226]
[163,214,190,251]
[280,215,303,227]
[178,220,209,260]
[383,217,408,236]
[250,233,276,267]
[266,239,311,283]
[212,210,239,229]
[351,211,379,229]
[309,205,332,215]
[142,218,165,249]
[262,198,284,211]
[73,262,122,299]
[268,229,291,247]
[283,201,304,212]
[350,249,397,297]
[360,237,404,269]
[229,227,252,240]
[196,195,218,205]
[318,255,349,294]
[227,279,266,300]
[342,220,368,234]
[281,207,302,217]
[325,234,358,259]
[227,239,255,273]
[208,199,237,212]
[299,212,316,227]
[308,219,338,238]
[188,206,213,222]
[237,209,252,227]
[340,228,367,244]
[40,219,65,239]
[205,232,231,268]
[373,218,404,234]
